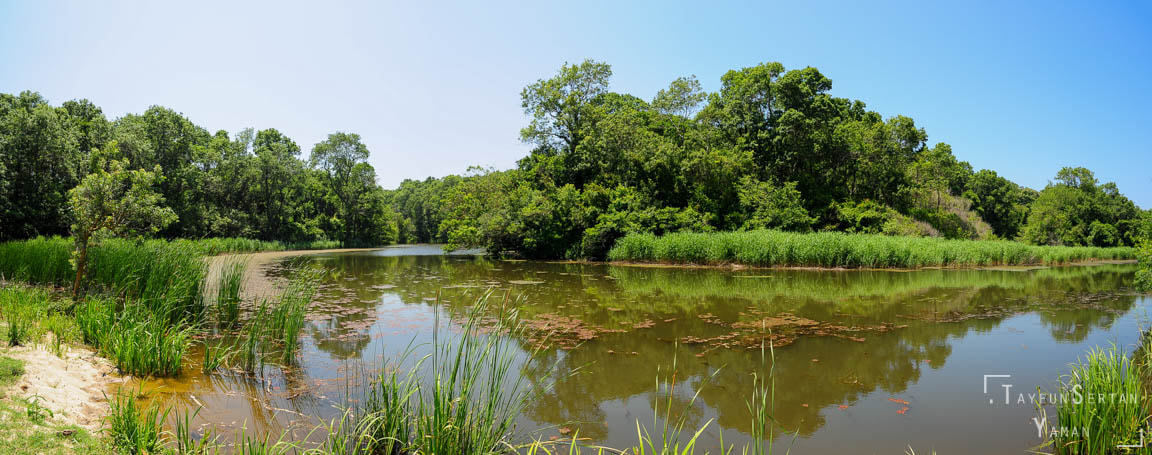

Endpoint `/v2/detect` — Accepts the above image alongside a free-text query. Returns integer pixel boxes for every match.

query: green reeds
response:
[201,341,236,373]
[633,354,717,455]
[609,229,1136,268]
[318,291,554,455]
[267,271,318,363]
[216,258,246,328]
[105,386,171,455]
[0,286,47,346]
[0,236,72,284]
[77,299,190,377]
[1044,344,1148,454]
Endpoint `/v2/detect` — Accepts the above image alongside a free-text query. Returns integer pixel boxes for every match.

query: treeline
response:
[2,60,1149,257]
[0,92,397,246]
[390,60,1150,258]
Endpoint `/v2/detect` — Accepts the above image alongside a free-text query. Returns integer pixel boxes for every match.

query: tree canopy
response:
[0,60,1145,258]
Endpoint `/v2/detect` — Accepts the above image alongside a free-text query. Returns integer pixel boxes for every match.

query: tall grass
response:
[1043,344,1148,454]
[76,298,190,377]
[215,258,247,328]
[266,271,319,363]
[0,236,73,284]
[609,230,1136,268]
[316,292,553,455]
[0,286,47,346]
[105,386,170,455]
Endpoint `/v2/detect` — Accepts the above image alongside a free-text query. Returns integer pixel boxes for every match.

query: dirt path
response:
[3,345,124,430]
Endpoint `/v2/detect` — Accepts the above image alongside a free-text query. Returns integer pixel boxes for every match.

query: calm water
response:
[144,245,1147,454]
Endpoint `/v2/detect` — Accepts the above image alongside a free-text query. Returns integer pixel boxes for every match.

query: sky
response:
[2,1,1149,207]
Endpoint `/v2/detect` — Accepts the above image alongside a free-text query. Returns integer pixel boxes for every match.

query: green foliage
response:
[215,258,246,327]
[1043,344,1148,454]
[67,142,176,296]
[1020,167,1141,247]
[0,356,23,386]
[608,229,1135,268]
[1136,239,1152,292]
[104,386,170,455]
[737,177,813,231]
[76,298,190,377]
[0,286,48,346]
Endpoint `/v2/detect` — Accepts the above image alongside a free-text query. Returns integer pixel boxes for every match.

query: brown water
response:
[141,245,1148,454]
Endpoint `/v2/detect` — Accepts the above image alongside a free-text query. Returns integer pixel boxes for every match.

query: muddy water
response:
[142,245,1148,454]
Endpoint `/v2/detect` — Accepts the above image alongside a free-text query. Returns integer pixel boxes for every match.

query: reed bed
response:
[76,298,191,377]
[609,230,1136,268]
[314,292,552,455]
[215,258,246,327]
[0,286,48,346]
[1044,344,1149,454]
[105,386,170,455]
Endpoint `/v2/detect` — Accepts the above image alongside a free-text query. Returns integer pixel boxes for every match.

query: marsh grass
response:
[1043,343,1148,454]
[202,340,237,373]
[609,230,1136,269]
[313,291,557,455]
[105,386,171,455]
[266,270,319,363]
[216,258,247,328]
[77,299,190,377]
[0,286,47,346]
[633,356,717,455]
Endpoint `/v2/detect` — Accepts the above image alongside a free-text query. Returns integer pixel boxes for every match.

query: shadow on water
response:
[136,247,1146,453]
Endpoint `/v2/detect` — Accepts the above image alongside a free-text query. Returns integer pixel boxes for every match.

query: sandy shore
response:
[3,344,124,429]
[206,247,382,301]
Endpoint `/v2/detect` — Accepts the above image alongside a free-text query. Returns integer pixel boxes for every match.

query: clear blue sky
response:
[2,1,1149,207]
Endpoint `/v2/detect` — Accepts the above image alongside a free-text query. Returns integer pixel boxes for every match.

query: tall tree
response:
[68,142,176,297]
[520,59,613,155]
[311,132,371,243]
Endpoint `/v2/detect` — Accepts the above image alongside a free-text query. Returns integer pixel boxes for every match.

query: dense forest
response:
[1,60,1148,257]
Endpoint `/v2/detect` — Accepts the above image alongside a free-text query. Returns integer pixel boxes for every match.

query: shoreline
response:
[595,258,1138,272]
[3,344,124,430]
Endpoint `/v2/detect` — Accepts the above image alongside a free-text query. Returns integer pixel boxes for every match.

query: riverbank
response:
[608,230,1136,269]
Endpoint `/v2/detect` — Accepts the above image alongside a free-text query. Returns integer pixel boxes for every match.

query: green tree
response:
[310,132,372,243]
[520,59,613,155]
[68,142,176,297]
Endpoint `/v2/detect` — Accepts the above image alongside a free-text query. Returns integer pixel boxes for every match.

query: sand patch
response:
[3,345,123,430]
[205,248,382,301]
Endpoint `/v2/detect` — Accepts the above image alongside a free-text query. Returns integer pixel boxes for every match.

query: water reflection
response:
[144,248,1143,452]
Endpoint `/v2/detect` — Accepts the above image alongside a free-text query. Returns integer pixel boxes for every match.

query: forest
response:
[2,60,1149,258]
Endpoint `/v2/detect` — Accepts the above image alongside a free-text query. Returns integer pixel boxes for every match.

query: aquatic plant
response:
[0,236,72,284]
[609,229,1136,269]
[266,270,319,363]
[1043,344,1148,454]
[201,340,237,374]
[105,386,171,455]
[215,258,247,327]
[316,292,556,455]
[77,301,190,377]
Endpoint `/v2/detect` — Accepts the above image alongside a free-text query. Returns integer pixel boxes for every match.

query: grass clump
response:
[0,286,48,347]
[1042,343,1148,454]
[317,291,552,455]
[76,298,190,377]
[609,229,1136,269]
[215,258,247,327]
[0,356,24,386]
[105,386,170,455]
